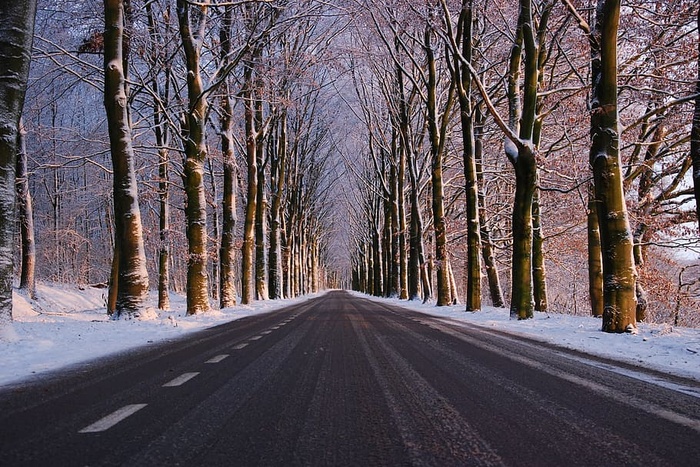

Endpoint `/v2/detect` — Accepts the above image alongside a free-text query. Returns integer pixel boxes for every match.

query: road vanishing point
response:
[1,290,700,466]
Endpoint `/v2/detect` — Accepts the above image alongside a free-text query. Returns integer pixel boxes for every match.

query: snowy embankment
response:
[0,283,322,386]
[1,284,699,386]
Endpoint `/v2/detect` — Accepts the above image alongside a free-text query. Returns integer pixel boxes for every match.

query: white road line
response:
[163,372,200,387]
[79,404,147,433]
[205,354,229,364]
[250,335,263,340]
[233,343,248,350]
[261,330,272,335]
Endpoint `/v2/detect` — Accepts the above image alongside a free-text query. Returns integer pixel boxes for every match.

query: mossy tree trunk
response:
[590,0,638,332]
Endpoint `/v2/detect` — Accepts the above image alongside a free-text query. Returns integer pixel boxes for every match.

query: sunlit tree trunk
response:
[241,63,257,305]
[587,184,604,317]
[16,120,35,299]
[104,0,149,317]
[0,0,36,324]
[590,0,637,332]
[177,0,210,314]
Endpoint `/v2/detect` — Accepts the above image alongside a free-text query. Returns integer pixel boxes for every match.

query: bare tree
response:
[0,0,36,324]
[16,119,36,299]
[104,0,150,317]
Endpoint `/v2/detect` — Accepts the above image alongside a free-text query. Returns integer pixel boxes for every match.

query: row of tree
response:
[0,0,698,333]
[346,0,700,332]
[1,0,345,322]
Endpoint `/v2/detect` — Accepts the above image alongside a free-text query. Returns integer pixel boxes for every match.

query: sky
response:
[1,284,699,387]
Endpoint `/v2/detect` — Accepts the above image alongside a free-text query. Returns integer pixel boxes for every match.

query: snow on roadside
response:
[2,284,699,387]
[354,292,700,382]
[0,283,322,386]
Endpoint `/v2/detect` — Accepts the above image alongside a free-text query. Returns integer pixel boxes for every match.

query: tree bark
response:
[145,1,170,310]
[532,184,547,312]
[177,0,210,314]
[590,0,637,332]
[254,94,268,301]
[241,63,258,305]
[587,184,604,317]
[104,0,149,317]
[219,4,237,309]
[454,0,482,311]
[475,115,505,307]
[16,120,35,299]
[268,109,286,300]
[425,24,453,306]
[0,0,37,323]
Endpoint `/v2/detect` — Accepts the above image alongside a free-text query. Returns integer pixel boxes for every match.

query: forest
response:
[0,0,698,333]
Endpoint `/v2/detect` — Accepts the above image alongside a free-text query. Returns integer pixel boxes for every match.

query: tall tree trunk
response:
[254,95,268,301]
[389,157,400,298]
[587,184,604,317]
[145,0,170,311]
[532,184,547,311]
[16,120,35,299]
[455,0,482,311]
[241,64,257,305]
[104,0,149,317]
[0,0,35,325]
[425,25,452,306]
[510,153,537,319]
[177,0,210,314]
[157,144,170,310]
[268,110,286,300]
[591,0,637,332]
[207,158,220,302]
[475,116,505,307]
[219,4,237,309]
[398,145,408,300]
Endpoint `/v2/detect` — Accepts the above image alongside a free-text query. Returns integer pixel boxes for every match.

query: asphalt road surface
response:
[1,290,700,466]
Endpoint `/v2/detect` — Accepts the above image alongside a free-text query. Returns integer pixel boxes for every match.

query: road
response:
[1,290,700,466]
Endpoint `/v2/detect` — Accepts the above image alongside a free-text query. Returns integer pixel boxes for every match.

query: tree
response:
[145,0,174,311]
[425,18,455,306]
[103,0,150,317]
[0,0,37,324]
[218,4,238,309]
[16,119,36,299]
[177,0,211,314]
[446,0,482,311]
[590,0,638,332]
[691,6,700,230]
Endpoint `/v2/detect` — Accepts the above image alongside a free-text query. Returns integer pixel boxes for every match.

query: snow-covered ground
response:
[1,284,699,387]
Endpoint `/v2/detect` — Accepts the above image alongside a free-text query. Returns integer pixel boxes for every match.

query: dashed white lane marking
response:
[163,372,200,387]
[205,354,229,364]
[233,343,248,350]
[79,404,148,433]
[261,330,272,335]
[250,335,263,340]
